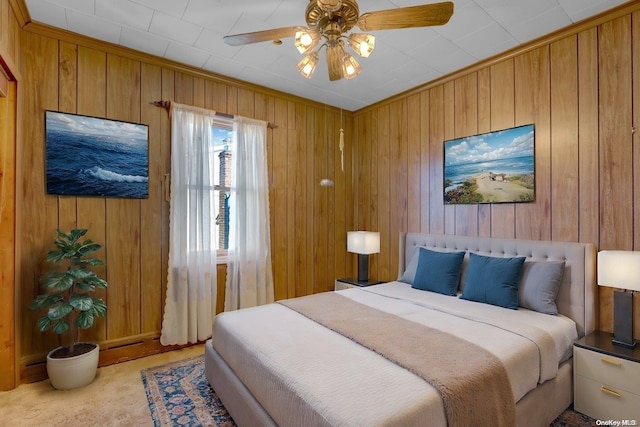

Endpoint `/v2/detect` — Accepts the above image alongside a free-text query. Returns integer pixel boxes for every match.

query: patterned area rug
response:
[550,407,597,427]
[141,355,596,427]
[141,355,236,426]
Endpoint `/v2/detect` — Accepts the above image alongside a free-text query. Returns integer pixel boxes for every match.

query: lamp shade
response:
[597,250,640,291]
[347,231,380,255]
[348,33,375,57]
[341,53,361,79]
[294,30,319,54]
[296,52,319,79]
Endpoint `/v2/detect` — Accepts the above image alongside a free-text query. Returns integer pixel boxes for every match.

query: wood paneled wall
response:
[9,0,640,387]
[353,4,640,339]
[16,25,354,383]
[0,0,22,392]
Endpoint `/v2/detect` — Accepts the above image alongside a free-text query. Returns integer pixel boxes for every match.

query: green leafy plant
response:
[29,229,107,356]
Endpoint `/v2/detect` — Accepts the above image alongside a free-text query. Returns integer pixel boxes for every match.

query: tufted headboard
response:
[398,233,597,338]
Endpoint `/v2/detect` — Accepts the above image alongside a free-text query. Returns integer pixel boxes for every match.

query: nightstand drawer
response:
[575,346,640,395]
[574,375,640,420]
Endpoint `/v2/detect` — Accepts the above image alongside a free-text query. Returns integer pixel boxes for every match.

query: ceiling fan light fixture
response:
[223,1,454,82]
[297,51,320,79]
[294,29,319,54]
[341,52,361,79]
[348,33,375,57]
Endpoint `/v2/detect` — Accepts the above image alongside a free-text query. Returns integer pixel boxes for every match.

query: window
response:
[212,119,234,255]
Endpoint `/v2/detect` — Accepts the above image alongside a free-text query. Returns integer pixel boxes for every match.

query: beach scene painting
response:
[444,124,535,204]
[46,111,149,198]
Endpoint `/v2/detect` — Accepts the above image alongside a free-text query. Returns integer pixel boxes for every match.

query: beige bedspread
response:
[280,292,515,427]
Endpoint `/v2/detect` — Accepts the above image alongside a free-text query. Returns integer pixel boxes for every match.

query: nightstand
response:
[573,330,640,420]
[335,278,384,291]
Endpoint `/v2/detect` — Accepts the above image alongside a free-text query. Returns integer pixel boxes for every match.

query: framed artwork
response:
[45,111,149,198]
[444,124,535,204]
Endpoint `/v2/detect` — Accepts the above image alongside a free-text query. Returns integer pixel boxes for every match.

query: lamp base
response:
[612,289,636,349]
[357,254,370,282]
[611,338,636,349]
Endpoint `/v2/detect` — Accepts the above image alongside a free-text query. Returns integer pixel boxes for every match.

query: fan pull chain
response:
[339,128,344,172]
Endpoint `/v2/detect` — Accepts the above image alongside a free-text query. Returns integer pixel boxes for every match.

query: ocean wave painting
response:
[443,124,535,204]
[45,111,149,198]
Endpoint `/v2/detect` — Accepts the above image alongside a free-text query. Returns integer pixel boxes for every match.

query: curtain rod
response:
[151,100,277,129]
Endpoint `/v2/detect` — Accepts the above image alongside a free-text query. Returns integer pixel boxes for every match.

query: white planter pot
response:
[46,343,100,390]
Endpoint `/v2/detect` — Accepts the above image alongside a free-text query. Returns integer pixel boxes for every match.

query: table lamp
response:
[347,231,380,282]
[597,250,640,349]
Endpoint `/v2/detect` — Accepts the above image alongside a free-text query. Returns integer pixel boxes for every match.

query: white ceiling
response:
[24,0,629,111]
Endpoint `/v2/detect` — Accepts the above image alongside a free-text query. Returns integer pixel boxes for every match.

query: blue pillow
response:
[412,248,466,295]
[460,253,526,309]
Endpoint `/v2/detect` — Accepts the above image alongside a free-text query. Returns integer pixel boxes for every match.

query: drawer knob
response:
[600,385,622,398]
[601,357,622,367]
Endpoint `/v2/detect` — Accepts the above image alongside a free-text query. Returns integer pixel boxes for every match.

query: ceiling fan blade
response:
[326,45,343,81]
[357,2,454,32]
[224,26,306,46]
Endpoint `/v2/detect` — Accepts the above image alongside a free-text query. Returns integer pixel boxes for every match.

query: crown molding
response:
[8,0,31,28]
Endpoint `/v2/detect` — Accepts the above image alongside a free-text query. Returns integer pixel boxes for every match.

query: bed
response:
[204,233,596,426]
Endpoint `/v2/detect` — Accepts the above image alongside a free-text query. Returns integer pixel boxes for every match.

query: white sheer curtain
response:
[224,116,274,311]
[161,103,218,345]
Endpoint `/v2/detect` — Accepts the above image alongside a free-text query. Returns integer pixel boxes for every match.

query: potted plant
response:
[29,228,108,390]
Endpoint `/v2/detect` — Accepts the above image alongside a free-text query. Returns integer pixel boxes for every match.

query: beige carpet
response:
[2,344,595,427]
[0,345,204,427]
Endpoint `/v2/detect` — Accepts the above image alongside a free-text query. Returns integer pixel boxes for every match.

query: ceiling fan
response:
[223,0,454,81]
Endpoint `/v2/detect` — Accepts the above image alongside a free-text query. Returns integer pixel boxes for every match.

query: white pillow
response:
[399,249,419,284]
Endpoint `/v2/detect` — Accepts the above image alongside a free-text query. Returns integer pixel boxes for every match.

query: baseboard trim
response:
[20,337,196,385]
